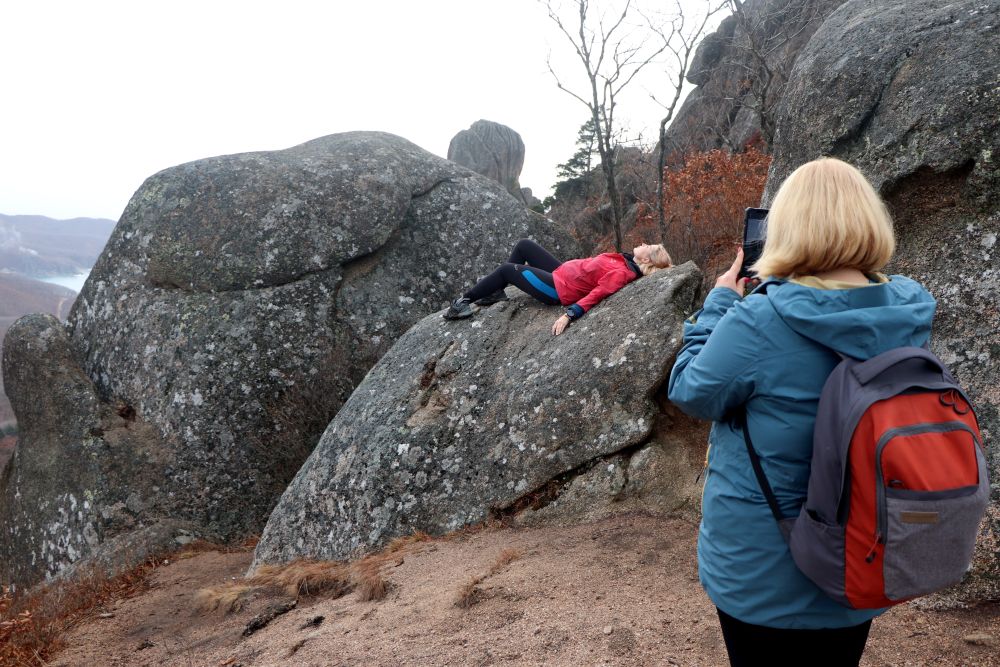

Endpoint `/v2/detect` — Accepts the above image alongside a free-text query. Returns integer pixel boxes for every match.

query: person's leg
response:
[716,608,872,667]
[716,608,764,667]
[464,263,560,305]
[508,238,562,272]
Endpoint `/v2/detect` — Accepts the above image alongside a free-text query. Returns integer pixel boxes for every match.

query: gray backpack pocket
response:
[882,451,989,600]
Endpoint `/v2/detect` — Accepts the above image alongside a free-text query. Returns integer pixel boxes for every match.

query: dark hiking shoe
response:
[443,297,476,320]
[474,289,509,307]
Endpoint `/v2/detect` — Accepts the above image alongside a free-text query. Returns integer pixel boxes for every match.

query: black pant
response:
[463,239,562,305]
[716,608,872,667]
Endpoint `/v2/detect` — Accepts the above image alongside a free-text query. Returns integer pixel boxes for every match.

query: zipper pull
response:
[865,533,882,563]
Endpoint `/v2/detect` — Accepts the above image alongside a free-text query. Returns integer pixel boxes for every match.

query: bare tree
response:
[652,0,727,237]
[542,0,674,251]
[726,0,828,149]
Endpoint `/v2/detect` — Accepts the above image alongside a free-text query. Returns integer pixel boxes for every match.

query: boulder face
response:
[447,120,530,205]
[764,0,1000,602]
[251,263,705,569]
[1,131,577,587]
[765,0,1000,197]
[1,315,200,586]
[666,0,846,153]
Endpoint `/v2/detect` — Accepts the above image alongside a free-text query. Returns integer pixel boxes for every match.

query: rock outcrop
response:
[448,120,535,206]
[764,0,1000,602]
[0,272,78,434]
[0,131,577,587]
[666,0,846,153]
[251,263,705,568]
[0,315,202,586]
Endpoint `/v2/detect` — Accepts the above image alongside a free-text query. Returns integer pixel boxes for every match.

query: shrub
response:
[602,147,772,289]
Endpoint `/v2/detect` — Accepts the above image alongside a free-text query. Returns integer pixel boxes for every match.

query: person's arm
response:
[668,288,759,421]
[668,249,757,421]
[553,270,631,335]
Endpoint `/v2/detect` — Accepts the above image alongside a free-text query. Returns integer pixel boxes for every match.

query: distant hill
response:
[0,272,79,430]
[0,213,115,277]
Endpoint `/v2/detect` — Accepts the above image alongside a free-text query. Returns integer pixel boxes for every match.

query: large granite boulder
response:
[764,0,1000,602]
[1,131,577,587]
[251,263,705,568]
[448,120,531,205]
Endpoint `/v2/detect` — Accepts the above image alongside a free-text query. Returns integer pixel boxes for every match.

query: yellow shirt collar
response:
[790,273,889,290]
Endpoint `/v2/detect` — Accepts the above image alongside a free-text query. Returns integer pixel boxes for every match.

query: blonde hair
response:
[752,158,895,279]
[639,244,673,276]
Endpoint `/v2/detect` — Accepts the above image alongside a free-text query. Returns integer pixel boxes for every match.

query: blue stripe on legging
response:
[522,269,559,300]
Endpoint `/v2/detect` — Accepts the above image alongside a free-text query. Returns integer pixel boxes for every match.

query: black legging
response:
[716,608,872,667]
[463,239,562,305]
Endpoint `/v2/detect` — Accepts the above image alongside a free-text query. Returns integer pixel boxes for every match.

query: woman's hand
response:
[552,314,570,336]
[716,247,749,296]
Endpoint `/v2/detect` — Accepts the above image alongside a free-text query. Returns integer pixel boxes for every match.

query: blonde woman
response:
[668,158,929,665]
[444,238,672,335]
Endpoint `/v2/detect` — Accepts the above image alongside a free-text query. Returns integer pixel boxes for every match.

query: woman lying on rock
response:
[669,157,930,666]
[443,238,673,335]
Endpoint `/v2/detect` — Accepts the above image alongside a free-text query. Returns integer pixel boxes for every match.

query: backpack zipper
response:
[864,533,882,563]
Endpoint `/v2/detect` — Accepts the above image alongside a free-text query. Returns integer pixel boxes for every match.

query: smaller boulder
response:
[0,315,209,585]
[448,120,529,203]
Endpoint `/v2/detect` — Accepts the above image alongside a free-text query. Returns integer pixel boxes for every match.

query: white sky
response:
[1,0,722,221]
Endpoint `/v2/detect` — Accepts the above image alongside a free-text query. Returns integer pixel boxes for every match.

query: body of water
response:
[39,272,90,293]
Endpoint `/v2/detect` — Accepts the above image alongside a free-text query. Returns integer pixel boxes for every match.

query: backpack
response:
[740,342,990,610]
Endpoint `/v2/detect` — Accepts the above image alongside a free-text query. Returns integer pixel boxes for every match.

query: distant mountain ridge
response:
[0,213,115,277]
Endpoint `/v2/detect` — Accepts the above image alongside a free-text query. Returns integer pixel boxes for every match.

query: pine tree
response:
[556,119,597,180]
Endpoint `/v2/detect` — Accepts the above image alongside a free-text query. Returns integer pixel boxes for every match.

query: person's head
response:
[752,158,895,279]
[632,242,673,276]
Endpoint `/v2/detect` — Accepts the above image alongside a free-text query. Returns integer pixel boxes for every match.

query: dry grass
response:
[488,548,522,576]
[455,576,484,609]
[454,548,523,609]
[192,585,255,614]
[354,559,390,602]
[246,561,353,600]
[0,558,158,667]
[196,531,434,615]
[0,538,256,666]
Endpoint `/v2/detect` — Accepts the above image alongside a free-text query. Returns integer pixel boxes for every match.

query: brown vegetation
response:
[0,537,262,667]
[195,531,433,615]
[455,548,523,609]
[0,558,159,666]
[581,146,771,291]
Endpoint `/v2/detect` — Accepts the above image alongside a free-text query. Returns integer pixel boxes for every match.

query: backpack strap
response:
[850,346,946,385]
[735,408,794,541]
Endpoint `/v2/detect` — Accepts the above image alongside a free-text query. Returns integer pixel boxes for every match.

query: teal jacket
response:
[668,276,936,628]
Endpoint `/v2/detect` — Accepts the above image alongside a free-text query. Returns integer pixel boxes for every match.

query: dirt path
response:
[50,514,1000,666]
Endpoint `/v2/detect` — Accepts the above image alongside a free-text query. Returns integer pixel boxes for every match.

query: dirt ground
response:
[49,513,1000,666]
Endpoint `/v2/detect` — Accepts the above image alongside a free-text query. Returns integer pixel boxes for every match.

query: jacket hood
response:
[764,276,936,360]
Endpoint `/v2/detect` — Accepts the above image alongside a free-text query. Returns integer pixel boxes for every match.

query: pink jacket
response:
[553,253,639,313]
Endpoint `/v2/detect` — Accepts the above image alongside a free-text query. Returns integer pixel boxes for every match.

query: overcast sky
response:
[1,0,722,221]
